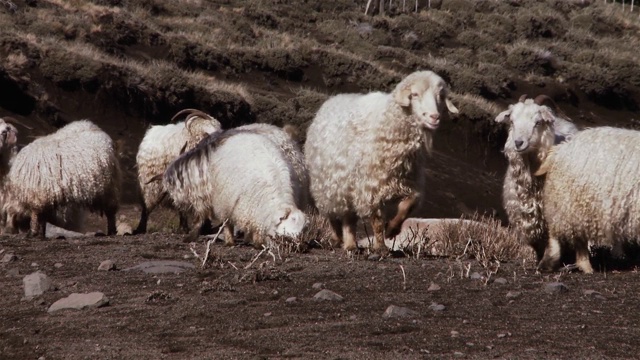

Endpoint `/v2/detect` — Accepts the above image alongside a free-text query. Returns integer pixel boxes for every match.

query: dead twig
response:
[202,219,228,267]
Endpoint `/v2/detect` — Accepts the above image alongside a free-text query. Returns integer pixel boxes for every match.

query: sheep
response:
[134,109,222,234]
[0,117,19,229]
[304,70,459,253]
[495,94,580,263]
[2,120,121,237]
[160,128,307,247]
[535,127,640,274]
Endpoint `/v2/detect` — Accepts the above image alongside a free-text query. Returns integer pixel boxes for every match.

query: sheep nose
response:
[429,114,440,121]
[514,140,524,148]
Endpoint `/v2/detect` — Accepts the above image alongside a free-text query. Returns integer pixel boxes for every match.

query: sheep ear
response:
[279,208,291,221]
[394,86,412,107]
[445,98,459,114]
[494,109,511,123]
[6,124,18,146]
[539,106,556,124]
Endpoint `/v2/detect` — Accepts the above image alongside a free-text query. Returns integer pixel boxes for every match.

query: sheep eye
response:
[410,92,419,99]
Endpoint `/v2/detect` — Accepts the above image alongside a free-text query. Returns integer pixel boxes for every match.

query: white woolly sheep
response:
[3,120,121,237]
[134,108,222,234]
[535,127,640,274]
[305,71,459,252]
[495,95,580,263]
[0,117,19,229]
[161,128,307,246]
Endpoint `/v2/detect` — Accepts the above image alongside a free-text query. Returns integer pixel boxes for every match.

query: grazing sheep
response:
[535,127,640,274]
[134,109,222,234]
[3,120,121,237]
[305,70,459,252]
[495,95,579,262]
[161,129,307,246]
[0,118,19,229]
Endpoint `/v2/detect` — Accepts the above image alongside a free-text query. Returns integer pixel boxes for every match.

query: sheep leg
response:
[29,211,46,239]
[133,203,149,234]
[328,217,343,248]
[371,210,389,253]
[385,193,419,239]
[105,208,117,236]
[537,236,562,272]
[575,243,594,274]
[223,223,235,246]
[342,214,358,251]
[178,211,190,233]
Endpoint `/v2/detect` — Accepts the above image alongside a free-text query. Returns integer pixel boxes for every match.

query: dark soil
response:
[2,217,640,359]
[1,0,640,358]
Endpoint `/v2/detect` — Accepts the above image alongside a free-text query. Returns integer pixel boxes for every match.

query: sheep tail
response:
[535,148,555,177]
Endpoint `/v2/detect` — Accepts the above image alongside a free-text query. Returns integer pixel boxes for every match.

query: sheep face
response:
[496,101,555,154]
[0,120,18,150]
[274,207,306,238]
[393,71,458,131]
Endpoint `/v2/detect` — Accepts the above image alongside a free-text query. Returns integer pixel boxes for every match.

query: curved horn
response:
[2,116,34,130]
[518,94,528,103]
[170,108,212,123]
[533,94,557,111]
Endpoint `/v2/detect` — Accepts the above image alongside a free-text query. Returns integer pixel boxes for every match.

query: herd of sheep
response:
[0,69,637,274]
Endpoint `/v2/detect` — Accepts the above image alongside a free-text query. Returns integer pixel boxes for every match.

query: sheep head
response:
[393,71,458,131]
[274,207,306,238]
[495,96,556,154]
[0,118,18,151]
[171,108,222,138]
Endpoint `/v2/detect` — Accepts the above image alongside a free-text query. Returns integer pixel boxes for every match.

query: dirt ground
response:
[3,216,640,360]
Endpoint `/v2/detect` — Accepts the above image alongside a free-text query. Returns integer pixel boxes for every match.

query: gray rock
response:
[54,263,63,268]
[493,277,508,285]
[48,292,109,313]
[367,254,381,261]
[312,282,324,290]
[506,291,522,300]
[544,282,569,294]
[123,261,195,274]
[583,289,606,300]
[313,289,343,302]
[285,297,297,303]
[427,282,441,291]
[23,271,52,299]
[470,272,483,280]
[1,253,17,263]
[98,260,116,271]
[383,305,418,319]
[45,223,83,239]
[116,222,133,236]
[429,302,446,311]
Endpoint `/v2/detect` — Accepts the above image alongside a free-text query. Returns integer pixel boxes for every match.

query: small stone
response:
[23,271,52,299]
[31,262,38,267]
[383,305,418,319]
[1,253,17,263]
[312,282,324,290]
[98,260,116,271]
[493,277,508,285]
[313,289,343,302]
[116,222,133,236]
[54,263,63,268]
[285,297,297,303]
[466,342,474,347]
[427,282,441,291]
[48,292,109,313]
[349,315,357,321]
[497,332,511,338]
[429,302,446,311]
[123,261,195,274]
[451,330,459,338]
[264,312,272,317]
[583,289,606,300]
[470,272,483,280]
[367,254,381,261]
[454,351,464,357]
[544,282,569,294]
[506,291,522,299]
